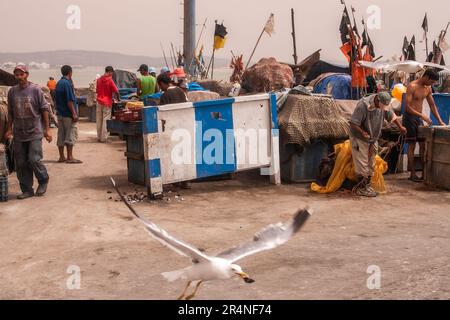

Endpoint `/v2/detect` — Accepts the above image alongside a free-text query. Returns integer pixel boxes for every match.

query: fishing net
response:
[278,94,350,147]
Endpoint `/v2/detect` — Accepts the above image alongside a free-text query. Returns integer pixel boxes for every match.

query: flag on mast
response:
[213,22,228,50]
[264,13,275,36]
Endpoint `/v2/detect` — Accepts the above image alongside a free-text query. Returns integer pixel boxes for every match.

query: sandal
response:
[66,159,83,164]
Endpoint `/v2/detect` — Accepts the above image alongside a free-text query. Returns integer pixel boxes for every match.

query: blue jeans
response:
[13,139,49,194]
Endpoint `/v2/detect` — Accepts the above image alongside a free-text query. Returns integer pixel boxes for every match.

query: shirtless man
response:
[403,69,446,182]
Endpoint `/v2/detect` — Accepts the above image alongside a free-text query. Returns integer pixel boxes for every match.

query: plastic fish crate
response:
[0,176,8,202]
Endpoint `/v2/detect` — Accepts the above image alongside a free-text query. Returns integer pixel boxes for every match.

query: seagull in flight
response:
[110,178,311,300]
[358,60,450,74]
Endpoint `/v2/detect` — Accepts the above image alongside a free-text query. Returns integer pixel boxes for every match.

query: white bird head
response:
[230,264,255,284]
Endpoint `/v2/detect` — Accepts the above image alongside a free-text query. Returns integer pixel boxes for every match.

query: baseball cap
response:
[160,67,170,74]
[14,64,29,74]
[137,64,149,72]
[149,67,157,74]
[377,92,392,106]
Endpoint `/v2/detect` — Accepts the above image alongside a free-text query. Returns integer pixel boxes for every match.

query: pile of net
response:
[311,140,388,194]
[278,94,350,147]
[242,57,293,93]
[196,80,234,97]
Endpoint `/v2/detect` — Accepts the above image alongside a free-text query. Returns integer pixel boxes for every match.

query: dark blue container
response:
[0,176,8,202]
[281,141,329,183]
[431,94,450,125]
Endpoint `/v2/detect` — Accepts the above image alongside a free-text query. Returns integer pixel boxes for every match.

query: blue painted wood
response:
[194,99,237,179]
[142,107,158,134]
[193,98,235,108]
[148,159,162,178]
[127,135,146,186]
[431,94,450,125]
[270,93,279,132]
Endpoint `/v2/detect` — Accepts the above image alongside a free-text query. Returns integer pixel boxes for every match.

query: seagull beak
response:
[238,272,255,284]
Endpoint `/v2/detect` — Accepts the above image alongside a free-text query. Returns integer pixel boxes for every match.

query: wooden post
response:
[160,42,170,69]
[170,42,178,68]
[187,18,208,75]
[291,8,298,65]
[211,49,216,79]
[205,48,215,79]
[245,28,266,70]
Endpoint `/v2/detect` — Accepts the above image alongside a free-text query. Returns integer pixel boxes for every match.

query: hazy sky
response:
[1,0,449,64]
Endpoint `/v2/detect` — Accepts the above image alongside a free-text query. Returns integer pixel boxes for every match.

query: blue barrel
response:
[432,94,450,125]
[0,176,8,202]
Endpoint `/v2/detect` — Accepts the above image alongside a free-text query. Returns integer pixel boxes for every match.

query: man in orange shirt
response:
[96,66,120,143]
[47,77,57,102]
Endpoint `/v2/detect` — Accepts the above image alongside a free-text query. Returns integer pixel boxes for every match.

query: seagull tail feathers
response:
[162,269,186,282]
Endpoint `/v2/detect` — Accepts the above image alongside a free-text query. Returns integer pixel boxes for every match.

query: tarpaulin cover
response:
[278,94,350,147]
[312,74,352,100]
[304,60,350,84]
[113,70,138,89]
[311,140,388,194]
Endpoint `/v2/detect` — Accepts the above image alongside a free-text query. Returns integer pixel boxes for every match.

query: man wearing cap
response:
[171,67,189,96]
[160,67,171,77]
[137,64,157,99]
[349,92,407,197]
[149,67,157,78]
[96,66,120,143]
[4,65,53,199]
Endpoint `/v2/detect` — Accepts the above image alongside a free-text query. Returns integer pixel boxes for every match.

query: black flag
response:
[407,35,416,61]
[339,7,352,44]
[362,28,375,57]
[402,36,409,59]
[422,13,429,33]
[351,7,359,38]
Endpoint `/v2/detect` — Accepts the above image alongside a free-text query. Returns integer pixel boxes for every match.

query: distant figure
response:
[4,65,52,199]
[148,67,159,93]
[403,69,446,182]
[149,67,157,78]
[96,66,120,143]
[137,64,157,99]
[349,92,406,197]
[55,65,82,164]
[47,77,57,102]
[157,74,188,106]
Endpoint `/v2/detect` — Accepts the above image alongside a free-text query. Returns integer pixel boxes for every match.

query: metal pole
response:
[184,0,196,74]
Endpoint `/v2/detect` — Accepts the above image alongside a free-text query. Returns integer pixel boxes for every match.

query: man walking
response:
[4,65,52,199]
[96,66,119,143]
[350,92,407,197]
[55,65,82,164]
[403,69,446,182]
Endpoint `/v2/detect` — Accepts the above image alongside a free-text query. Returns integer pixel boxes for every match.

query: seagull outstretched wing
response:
[216,209,311,263]
[358,60,450,73]
[422,62,450,72]
[110,178,211,264]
